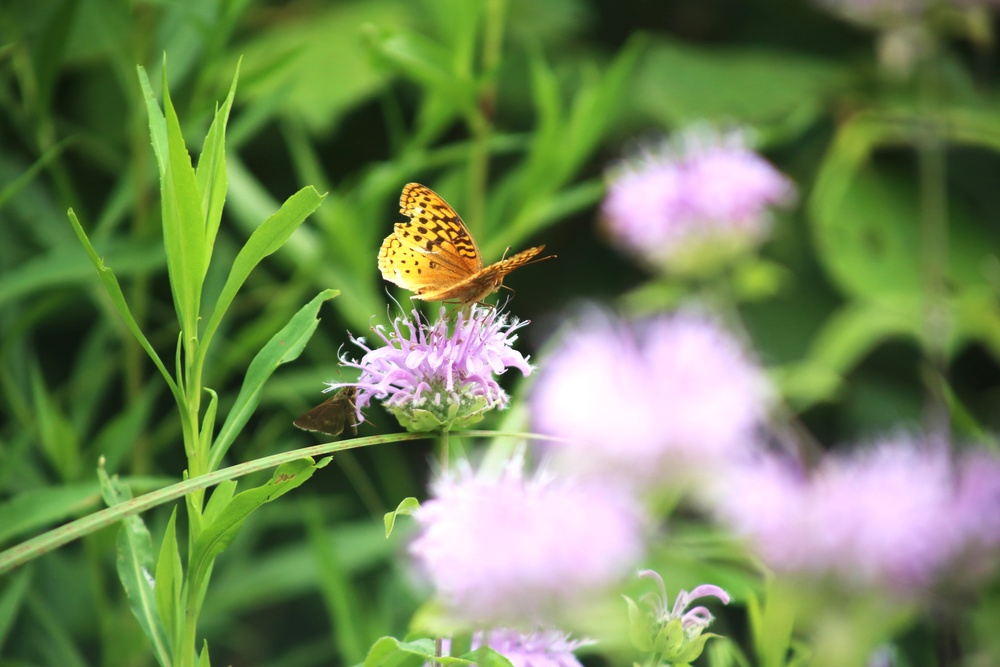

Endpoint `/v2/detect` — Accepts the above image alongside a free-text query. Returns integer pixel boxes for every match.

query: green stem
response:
[439,430,450,472]
[0,430,561,576]
[917,61,950,440]
[0,432,427,576]
[465,0,507,237]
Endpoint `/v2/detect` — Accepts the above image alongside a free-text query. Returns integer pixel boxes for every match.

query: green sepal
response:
[384,497,421,538]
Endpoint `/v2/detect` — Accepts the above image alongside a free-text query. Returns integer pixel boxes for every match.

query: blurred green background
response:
[2,0,1000,664]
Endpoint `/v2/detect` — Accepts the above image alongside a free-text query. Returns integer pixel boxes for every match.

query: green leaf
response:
[196,61,240,257]
[137,63,207,339]
[198,640,212,667]
[656,617,685,656]
[361,636,484,667]
[98,466,172,667]
[208,289,340,469]
[383,497,420,538]
[202,481,238,529]
[674,632,716,665]
[188,459,325,589]
[0,483,101,547]
[0,567,32,651]
[777,301,921,409]
[363,637,434,667]
[305,504,366,665]
[200,186,325,354]
[68,208,181,403]
[459,646,514,667]
[155,509,183,654]
[623,595,654,652]
[232,2,400,133]
[368,28,472,102]
[29,361,79,481]
[633,36,845,139]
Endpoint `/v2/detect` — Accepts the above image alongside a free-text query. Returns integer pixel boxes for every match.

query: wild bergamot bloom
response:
[435,629,594,667]
[602,127,794,274]
[715,437,1000,597]
[623,570,730,665]
[531,310,771,491]
[409,457,645,626]
[329,305,531,432]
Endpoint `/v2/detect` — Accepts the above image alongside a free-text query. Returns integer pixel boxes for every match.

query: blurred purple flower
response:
[602,128,794,270]
[329,305,531,431]
[715,438,1000,596]
[437,629,594,667]
[530,311,771,489]
[638,570,730,633]
[409,459,645,625]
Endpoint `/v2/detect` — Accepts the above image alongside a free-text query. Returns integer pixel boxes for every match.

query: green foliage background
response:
[2,0,1000,665]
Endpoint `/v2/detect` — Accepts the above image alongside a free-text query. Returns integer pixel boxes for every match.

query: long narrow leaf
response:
[187,458,330,593]
[99,466,172,667]
[155,509,183,652]
[68,209,181,403]
[197,60,241,256]
[0,567,32,651]
[207,288,339,469]
[200,185,325,354]
[137,63,208,338]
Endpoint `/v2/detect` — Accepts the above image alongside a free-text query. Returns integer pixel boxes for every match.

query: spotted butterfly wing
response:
[293,386,359,437]
[378,183,550,305]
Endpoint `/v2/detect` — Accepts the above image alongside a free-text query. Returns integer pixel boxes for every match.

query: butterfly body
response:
[378,183,548,305]
[293,386,359,437]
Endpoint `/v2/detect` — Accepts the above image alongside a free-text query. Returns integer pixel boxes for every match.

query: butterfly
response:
[293,386,359,438]
[377,183,551,305]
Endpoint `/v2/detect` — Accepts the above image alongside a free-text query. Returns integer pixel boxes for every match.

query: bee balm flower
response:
[409,460,645,626]
[330,305,531,431]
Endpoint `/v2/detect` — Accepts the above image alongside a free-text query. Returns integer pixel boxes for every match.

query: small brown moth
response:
[293,386,359,437]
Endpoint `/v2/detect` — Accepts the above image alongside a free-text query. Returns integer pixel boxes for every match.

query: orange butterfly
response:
[378,183,550,305]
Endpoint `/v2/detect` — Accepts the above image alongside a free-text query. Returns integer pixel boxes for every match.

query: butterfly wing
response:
[378,233,472,294]
[394,183,482,275]
[379,183,551,304]
[415,245,548,304]
[293,387,358,437]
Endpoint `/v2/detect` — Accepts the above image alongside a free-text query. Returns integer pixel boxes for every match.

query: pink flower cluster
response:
[330,305,531,429]
[436,629,594,667]
[715,438,1000,595]
[409,459,645,626]
[530,311,771,488]
[601,128,794,268]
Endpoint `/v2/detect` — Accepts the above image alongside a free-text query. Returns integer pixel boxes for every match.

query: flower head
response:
[602,128,794,273]
[437,629,594,667]
[409,458,645,626]
[331,305,531,431]
[624,570,730,663]
[715,438,1000,597]
[530,310,771,490]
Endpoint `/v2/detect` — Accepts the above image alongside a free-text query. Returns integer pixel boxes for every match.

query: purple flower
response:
[330,305,531,431]
[530,311,771,489]
[637,570,730,633]
[602,128,794,271]
[623,570,730,662]
[409,458,645,626]
[437,629,594,667]
[715,438,1000,596]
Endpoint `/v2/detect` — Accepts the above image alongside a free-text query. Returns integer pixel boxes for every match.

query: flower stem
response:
[917,58,950,440]
[439,430,451,472]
